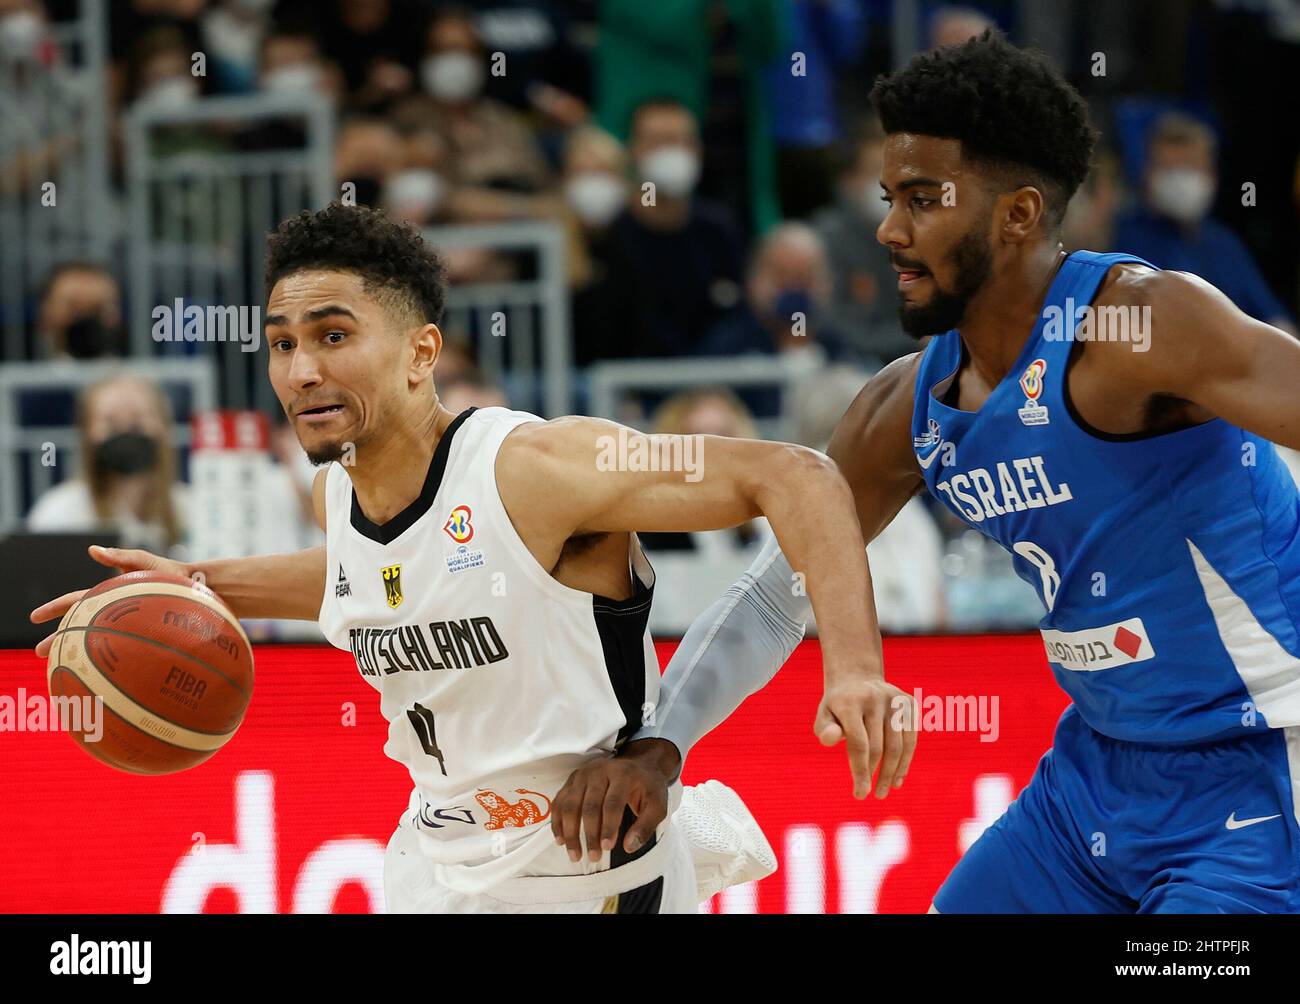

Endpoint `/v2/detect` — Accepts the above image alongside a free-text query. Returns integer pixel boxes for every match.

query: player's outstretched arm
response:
[28,545,328,658]
[502,414,896,772]
[628,353,929,772]
[29,469,334,657]
[514,377,923,857]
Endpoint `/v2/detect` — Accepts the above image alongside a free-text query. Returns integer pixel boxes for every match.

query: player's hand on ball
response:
[815,674,917,800]
[28,545,191,658]
[551,739,680,863]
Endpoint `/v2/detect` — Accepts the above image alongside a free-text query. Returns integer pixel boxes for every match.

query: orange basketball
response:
[45,571,254,774]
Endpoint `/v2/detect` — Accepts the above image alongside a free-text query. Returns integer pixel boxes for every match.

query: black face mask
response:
[94,432,159,475]
[63,316,123,359]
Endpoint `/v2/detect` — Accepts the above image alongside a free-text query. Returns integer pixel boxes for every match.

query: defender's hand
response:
[815,672,917,800]
[551,738,680,863]
[29,545,191,658]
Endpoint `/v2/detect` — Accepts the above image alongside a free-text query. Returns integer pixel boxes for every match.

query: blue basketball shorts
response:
[934,706,1300,913]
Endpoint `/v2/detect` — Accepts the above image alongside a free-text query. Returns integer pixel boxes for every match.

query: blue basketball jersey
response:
[911,250,1300,743]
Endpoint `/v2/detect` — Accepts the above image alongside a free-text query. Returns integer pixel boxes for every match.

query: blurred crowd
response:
[6,0,1300,633]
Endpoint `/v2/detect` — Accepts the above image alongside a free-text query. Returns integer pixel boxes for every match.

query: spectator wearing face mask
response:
[379,111,519,286]
[695,222,856,416]
[1114,113,1296,334]
[332,114,404,212]
[27,373,191,557]
[400,7,554,225]
[18,262,127,427]
[109,0,206,90]
[382,124,452,228]
[256,25,343,104]
[198,0,275,94]
[563,127,628,237]
[0,0,55,67]
[561,126,634,367]
[123,25,232,161]
[282,0,422,110]
[233,26,347,151]
[593,0,788,237]
[35,261,126,361]
[127,25,202,113]
[811,120,912,367]
[589,98,744,361]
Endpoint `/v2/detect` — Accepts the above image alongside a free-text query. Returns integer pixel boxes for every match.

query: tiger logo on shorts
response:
[475,788,551,829]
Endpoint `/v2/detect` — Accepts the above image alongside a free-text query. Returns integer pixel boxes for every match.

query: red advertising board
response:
[0,636,1069,913]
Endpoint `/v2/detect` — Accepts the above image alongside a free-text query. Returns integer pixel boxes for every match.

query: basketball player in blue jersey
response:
[559,30,1300,913]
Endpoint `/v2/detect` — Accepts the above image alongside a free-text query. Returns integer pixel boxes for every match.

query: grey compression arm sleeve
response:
[633,531,813,776]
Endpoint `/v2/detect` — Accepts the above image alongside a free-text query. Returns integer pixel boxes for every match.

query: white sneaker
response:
[674,780,778,902]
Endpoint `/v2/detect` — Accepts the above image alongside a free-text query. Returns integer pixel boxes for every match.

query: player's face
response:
[876,133,995,339]
[265,270,412,465]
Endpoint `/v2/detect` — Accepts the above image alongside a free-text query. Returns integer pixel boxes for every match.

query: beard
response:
[300,420,364,466]
[304,441,346,465]
[898,227,994,340]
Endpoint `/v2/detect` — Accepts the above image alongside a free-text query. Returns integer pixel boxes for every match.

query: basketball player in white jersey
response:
[31,204,915,914]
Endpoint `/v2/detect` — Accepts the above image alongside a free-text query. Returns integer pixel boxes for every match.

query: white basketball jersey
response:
[318,407,663,892]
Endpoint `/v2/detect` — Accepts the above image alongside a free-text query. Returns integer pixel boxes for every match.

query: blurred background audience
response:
[5,0,1300,637]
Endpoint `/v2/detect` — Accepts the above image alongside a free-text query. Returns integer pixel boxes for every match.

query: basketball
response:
[45,571,254,775]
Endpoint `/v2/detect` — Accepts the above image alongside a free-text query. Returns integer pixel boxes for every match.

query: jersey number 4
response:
[406,702,447,776]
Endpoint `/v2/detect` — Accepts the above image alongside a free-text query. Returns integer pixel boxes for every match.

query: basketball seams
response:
[51,668,217,772]
[50,647,236,750]
[81,611,252,697]
[49,585,94,687]
[56,625,247,738]
[90,581,254,652]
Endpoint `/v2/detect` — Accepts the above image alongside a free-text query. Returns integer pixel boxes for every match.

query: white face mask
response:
[421,52,484,103]
[565,171,626,227]
[384,168,446,220]
[263,62,322,96]
[639,145,700,199]
[1149,168,1214,224]
[138,75,199,110]
[0,9,42,60]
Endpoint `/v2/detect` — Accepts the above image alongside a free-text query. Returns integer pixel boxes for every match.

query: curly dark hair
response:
[869,30,1097,228]
[264,203,447,326]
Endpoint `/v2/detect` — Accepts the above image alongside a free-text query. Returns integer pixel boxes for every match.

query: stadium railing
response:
[0,0,112,360]
[586,351,825,441]
[122,90,335,416]
[422,220,572,418]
